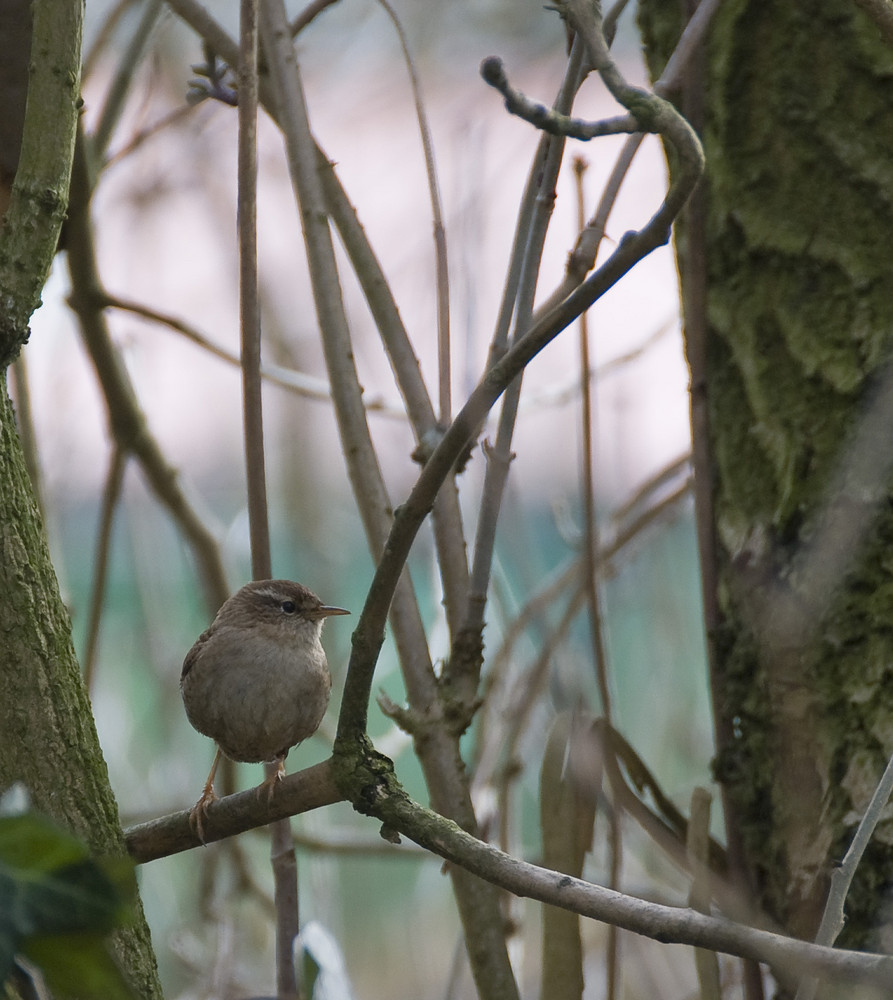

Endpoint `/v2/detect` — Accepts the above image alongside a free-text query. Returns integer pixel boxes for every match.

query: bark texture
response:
[639,0,893,947]
[0,0,163,993]
[0,387,163,997]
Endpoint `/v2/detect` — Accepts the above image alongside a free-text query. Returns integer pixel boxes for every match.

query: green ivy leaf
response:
[23,933,137,1000]
[0,808,137,997]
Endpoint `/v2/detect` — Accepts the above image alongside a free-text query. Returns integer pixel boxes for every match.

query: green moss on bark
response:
[640,0,893,945]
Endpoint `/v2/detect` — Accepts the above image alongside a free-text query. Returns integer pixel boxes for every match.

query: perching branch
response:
[125,747,893,992]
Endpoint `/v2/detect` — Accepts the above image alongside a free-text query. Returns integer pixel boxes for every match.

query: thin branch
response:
[91,0,164,162]
[103,102,200,172]
[611,453,691,525]
[535,0,722,316]
[289,0,341,36]
[795,747,893,1000]
[165,0,470,636]
[239,3,299,996]
[337,16,703,743]
[238,0,270,582]
[354,770,893,992]
[126,753,893,990]
[125,760,344,861]
[66,125,230,615]
[573,154,619,1000]
[374,0,451,424]
[481,56,639,140]
[260,7,520,997]
[82,446,128,692]
[448,38,587,714]
[259,0,439,725]
[101,291,405,414]
[688,788,723,1000]
[83,0,134,80]
[315,151,470,633]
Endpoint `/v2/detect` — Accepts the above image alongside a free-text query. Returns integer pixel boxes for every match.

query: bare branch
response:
[66,126,230,614]
[125,760,344,862]
[481,56,638,140]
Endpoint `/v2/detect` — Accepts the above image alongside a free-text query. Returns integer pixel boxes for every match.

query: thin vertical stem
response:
[239,0,270,583]
[573,154,619,1000]
[83,446,128,692]
[372,0,451,423]
[688,788,722,1000]
[464,38,586,638]
[239,3,299,999]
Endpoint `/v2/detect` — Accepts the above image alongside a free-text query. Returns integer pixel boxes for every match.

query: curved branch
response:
[481,56,638,139]
[377,781,893,991]
[336,81,703,739]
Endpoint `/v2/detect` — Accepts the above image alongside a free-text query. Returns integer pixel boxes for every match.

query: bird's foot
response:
[188,781,219,843]
[258,759,287,803]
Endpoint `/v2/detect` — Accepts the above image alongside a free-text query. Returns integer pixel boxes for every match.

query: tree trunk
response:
[639,0,893,949]
[0,0,163,993]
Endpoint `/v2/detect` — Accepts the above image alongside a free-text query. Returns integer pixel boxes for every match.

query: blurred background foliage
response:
[15,0,716,996]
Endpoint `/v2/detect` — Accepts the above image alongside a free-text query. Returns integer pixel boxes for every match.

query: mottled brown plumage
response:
[181,579,348,837]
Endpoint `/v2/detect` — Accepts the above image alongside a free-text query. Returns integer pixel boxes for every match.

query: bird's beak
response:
[318,606,350,618]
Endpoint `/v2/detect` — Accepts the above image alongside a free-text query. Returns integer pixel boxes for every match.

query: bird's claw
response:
[188,783,219,843]
[257,759,287,804]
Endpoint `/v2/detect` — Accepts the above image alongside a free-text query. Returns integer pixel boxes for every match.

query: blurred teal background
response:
[19,0,717,996]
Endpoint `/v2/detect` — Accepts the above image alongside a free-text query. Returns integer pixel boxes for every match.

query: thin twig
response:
[238,0,270,582]
[91,0,164,161]
[451,38,587,711]
[315,151,470,633]
[82,0,135,80]
[238,5,301,997]
[125,755,893,992]
[66,125,230,615]
[481,57,638,140]
[373,780,893,992]
[289,0,341,36]
[82,446,128,692]
[611,453,691,524]
[573,154,619,1000]
[795,748,893,1000]
[101,291,405,414]
[103,102,201,171]
[163,0,468,647]
[374,0,451,424]
[534,0,722,318]
[688,788,722,1000]
[259,6,519,996]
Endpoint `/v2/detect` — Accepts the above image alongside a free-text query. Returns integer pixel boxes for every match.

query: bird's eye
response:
[281,600,297,614]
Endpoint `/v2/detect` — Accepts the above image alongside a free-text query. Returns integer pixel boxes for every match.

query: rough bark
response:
[638,0,893,947]
[0,0,163,993]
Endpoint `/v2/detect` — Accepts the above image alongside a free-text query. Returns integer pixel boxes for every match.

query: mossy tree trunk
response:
[0,0,163,995]
[639,0,893,949]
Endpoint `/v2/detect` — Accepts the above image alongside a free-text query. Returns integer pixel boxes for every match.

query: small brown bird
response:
[180,579,349,837]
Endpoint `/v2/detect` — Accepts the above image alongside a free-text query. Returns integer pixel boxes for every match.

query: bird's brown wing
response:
[181,626,213,681]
